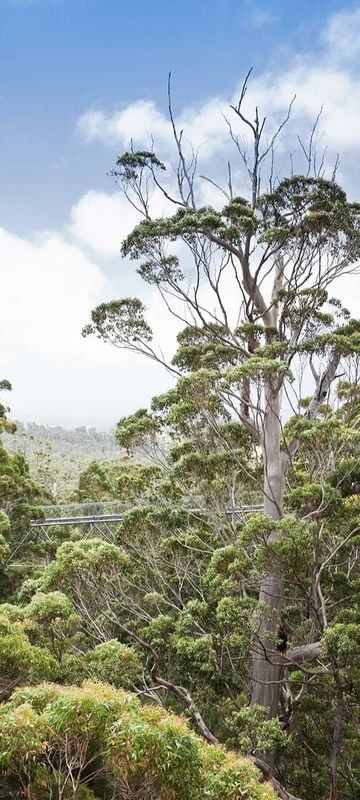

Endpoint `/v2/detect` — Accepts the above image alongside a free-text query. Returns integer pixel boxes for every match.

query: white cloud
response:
[69,190,138,257]
[4,4,360,428]
[77,95,236,165]
[322,7,360,62]
[0,220,179,427]
[77,97,231,164]
[70,185,178,257]
[244,63,360,151]
[77,100,173,150]
[76,7,360,178]
[177,97,230,160]
[68,5,360,335]
[0,227,105,358]
[69,2,360,375]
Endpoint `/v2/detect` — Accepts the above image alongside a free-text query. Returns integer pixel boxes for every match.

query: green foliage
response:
[86,639,142,688]
[224,357,293,383]
[0,682,277,800]
[0,378,15,434]
[77,459,114,501]
[43,538,130,596]
[0,430,47,597]
[82,298,153,348]
[114,150,166,180]
[23,590,81,661]
[4,355,360,797]
[0,615,58,696]
[0,511,10,539]
[0,534,10,563]
[116,408,160,451]
[329,457,360,496]
[259,176,360,257]
[226,705,288,758]
[7,103,360,800]
[3,420,121,501]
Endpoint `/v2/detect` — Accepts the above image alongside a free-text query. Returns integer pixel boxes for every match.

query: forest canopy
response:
[2,74,360,800]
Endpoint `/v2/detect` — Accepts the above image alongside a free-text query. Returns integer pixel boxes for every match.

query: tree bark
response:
[306,352,341,421]
[329,683,344,800]
[285,641,322,664]
[251,382,285,717]
[251,351,341,717]
[251,756,304,800]
[151,673,219,745]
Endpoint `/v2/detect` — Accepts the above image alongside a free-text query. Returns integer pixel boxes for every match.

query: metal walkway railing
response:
[5,499,263,565]
[30,500,263,528]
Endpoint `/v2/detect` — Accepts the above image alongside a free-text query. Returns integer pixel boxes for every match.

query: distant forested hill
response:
[3,422,122,500]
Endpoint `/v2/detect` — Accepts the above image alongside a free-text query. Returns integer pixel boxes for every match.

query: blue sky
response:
[0,0,343,234]
[1,0,360,427]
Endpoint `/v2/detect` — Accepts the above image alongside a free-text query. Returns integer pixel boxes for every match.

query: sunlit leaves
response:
[0,682,278,800]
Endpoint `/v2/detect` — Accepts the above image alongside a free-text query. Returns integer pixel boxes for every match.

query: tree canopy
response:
[2,76,360,800]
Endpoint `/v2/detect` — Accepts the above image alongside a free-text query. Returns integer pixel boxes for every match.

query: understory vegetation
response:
[2,77,360,799]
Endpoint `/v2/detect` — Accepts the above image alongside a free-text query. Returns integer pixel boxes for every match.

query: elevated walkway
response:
[5,498,263,564]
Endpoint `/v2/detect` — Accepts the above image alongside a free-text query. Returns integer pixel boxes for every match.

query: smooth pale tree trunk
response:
[251,352,341,718]
[251,383,285,718]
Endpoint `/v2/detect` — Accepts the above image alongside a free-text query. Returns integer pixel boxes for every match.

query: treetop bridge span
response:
[5,498,263,564]
[31,500,130,529]
[31,497,263,527]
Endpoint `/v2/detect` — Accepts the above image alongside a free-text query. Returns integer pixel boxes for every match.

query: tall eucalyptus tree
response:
[84,74,360,727]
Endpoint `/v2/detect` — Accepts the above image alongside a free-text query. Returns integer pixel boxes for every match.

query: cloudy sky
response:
[1,0,360,428]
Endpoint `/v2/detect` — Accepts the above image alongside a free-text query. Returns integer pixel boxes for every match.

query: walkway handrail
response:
[30,503,263,527]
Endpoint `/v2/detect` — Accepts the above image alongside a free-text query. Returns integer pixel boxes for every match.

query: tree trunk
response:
[251,383,285,717]
[251,351,341,717]
[329,683,344,800]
